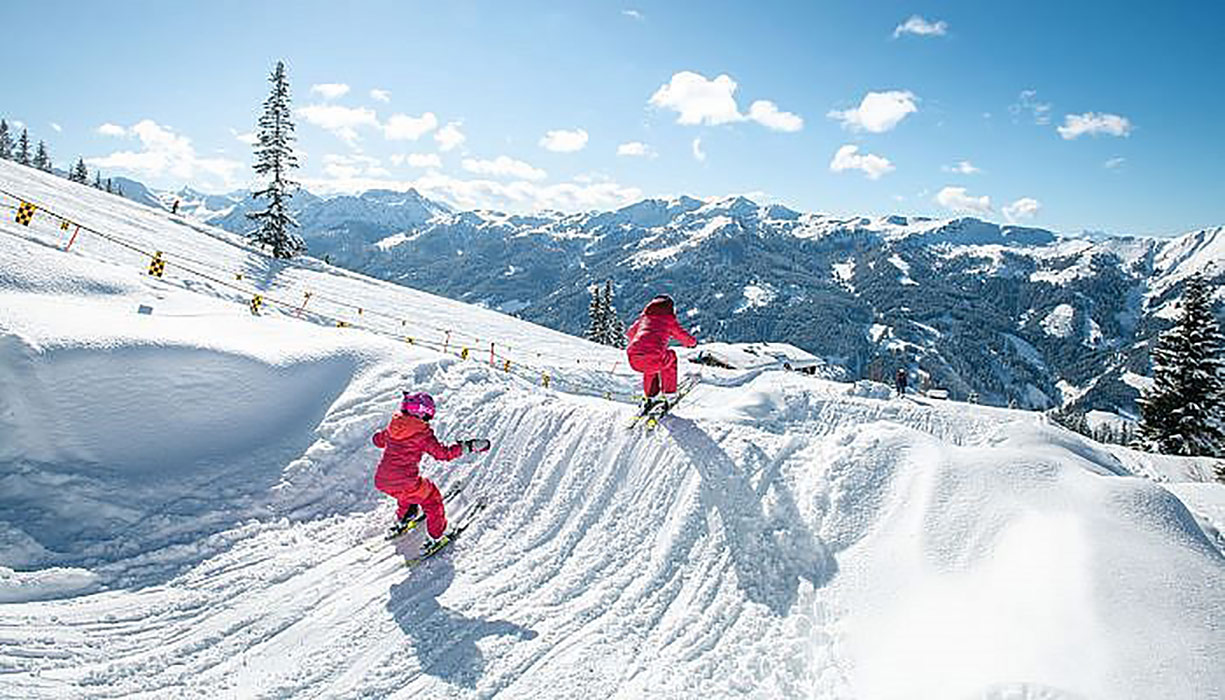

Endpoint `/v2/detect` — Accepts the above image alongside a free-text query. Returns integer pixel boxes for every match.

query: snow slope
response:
[1,161,1223,699]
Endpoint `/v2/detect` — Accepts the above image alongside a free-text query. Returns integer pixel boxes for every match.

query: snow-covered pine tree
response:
[105,178,113,194]
[93,171,103,189]
[0,120,12,160]
[585,284,606,343]
[600,279,626,348]
[71,158,88,183]
[16,128,31,165]
[247,60,304,259]
[33,141,51,172]
[1138,273,1225,457]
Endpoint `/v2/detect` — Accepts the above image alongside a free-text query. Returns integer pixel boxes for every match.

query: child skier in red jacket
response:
[625,294,697,410]
[373,392,489,544]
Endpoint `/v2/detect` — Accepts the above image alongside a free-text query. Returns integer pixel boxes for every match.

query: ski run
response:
[0,160,1222,699]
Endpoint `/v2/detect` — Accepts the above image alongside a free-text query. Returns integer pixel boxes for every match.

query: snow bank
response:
[0,566,99,603]
[828,423,1223,700]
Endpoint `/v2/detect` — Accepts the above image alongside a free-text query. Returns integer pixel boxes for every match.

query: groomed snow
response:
[1,161,1223,699]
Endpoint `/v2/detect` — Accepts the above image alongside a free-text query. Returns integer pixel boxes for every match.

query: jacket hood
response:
[643,295,675,316]
[387,414,429,440]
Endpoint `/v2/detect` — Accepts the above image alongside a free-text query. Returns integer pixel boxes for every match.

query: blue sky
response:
[3,0,1222,235]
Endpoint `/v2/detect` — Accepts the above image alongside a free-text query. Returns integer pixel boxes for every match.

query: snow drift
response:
[0,160,1222,699]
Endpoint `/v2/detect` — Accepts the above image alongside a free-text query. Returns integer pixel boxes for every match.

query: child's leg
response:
[660,350,679,394]
[389,480,429,521]
[643,371,662,397]
[417,479,448,538]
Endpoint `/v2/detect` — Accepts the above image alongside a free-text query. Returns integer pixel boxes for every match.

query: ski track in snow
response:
[1,161,1223,699]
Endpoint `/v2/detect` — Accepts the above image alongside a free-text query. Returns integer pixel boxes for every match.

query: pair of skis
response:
[404,502,488,568]
[379,479,489,567]
[627,376,700,430]
[383,479,468,541]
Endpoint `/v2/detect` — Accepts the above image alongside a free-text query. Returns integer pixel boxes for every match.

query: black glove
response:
[462,439,491,454]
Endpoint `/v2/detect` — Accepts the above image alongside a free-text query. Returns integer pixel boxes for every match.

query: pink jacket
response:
[372,414,464,492]
[626,297,697,359]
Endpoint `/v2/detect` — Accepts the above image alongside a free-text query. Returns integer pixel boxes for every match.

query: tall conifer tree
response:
[33,141,51,172]
[0,120,12,160]
[1138,274,1225,456]
[71,157,88,183]
[247,60,304,259]
[601,280,626,348]
[16,128,31,165]
[586,284,606,343]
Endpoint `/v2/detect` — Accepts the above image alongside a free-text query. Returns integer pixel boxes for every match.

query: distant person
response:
[895,368,908,396]
[625,294,697,411]
[171,199,180,215]
[372,392,490,551]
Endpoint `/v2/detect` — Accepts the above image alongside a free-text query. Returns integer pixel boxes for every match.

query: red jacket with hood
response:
[372,414,464,493]
[626,297,697,359]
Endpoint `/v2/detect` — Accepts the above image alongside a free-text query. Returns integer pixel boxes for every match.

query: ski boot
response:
[386,504,422,539]
[420,531,451,557]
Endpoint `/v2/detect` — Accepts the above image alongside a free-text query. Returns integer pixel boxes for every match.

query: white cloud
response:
[935,186,992,214]
[828,90,918,133]
[1057,112,1133,140]
[435,121,466,152]
[829,144,894,180]
[50,122,62,133]
[1104,156,1126,169]
[893,15,948,38]
[370,88,392,103]
[617,141,655,158]
[86,119,244,190]
[539,128,589,153]
[297,103,379,143]
[391,153,443,168]
[648,70,804,134]
[97,123,126,137]
[1003,197,1042,222]
[310,83,351,100]
[650,71,744,126]
[230,129,257,146]
[384,112,438,141]
[1010,89,1052,125]
[461,155,547,181]
[747,100,803,132]
[692,137,706,162]
[942,160,982,175]
[622,9,643,20]
[322,153,389,179]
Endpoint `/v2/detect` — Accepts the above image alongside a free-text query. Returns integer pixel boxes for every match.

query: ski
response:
[640,376,701,431]
[383,479,466,541]
[404,502,489,568]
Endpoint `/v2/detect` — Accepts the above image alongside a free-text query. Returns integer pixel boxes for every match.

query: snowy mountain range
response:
[121,181,1224,416]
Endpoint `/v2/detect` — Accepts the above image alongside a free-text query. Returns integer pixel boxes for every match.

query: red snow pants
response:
[628,348,678,397]
[380,477,447,538]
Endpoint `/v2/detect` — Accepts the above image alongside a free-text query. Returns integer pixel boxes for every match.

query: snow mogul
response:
[625,294,698,412]
[372,392,490,547]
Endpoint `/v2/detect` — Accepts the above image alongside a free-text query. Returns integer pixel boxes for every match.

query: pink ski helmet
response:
[400,391,435,420]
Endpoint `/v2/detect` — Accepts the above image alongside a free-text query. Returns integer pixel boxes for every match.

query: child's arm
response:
[626,317,641,343]
[669,316,698,348]
[422,428,466,462]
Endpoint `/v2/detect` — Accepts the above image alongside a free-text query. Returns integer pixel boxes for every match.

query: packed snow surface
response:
[0,161,1223,699]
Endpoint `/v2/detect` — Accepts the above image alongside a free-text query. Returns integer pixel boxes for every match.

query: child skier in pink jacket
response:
[626,294,697,409]
[373,392,489,543]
